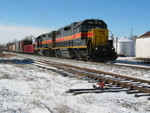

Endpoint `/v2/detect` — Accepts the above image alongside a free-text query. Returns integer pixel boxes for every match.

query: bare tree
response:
[23,35,34,41]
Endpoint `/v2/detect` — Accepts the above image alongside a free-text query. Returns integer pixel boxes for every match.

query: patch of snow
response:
[0,53,149,113]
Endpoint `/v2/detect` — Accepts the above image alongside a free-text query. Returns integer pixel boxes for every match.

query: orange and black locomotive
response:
[35,19,117,61]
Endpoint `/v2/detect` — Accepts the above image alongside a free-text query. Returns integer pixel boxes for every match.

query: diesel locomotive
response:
[34,19,117,61]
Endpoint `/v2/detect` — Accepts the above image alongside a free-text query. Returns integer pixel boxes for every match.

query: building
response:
[136,31,150,60]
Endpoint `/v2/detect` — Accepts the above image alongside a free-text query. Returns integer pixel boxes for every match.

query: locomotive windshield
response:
[81,20,107,31]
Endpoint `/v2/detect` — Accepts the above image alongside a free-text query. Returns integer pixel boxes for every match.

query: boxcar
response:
[24,44,35,54]
[18,40,32,53]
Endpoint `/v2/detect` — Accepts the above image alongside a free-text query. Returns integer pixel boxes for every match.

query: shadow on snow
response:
[0,59,34,64]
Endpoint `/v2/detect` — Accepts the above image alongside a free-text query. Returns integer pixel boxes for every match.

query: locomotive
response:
[34,19,117,61]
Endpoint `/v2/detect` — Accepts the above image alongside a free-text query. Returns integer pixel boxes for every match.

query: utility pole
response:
[130,28,133,39]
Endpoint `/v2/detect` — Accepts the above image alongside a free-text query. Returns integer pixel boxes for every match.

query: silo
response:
[114,37,135,56]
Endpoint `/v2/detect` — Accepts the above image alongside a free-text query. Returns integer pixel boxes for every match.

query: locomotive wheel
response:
[55,50,62,58]
[75,50,81,60]
[76,49,87,60]
[43,50,47,56]
[87,56,92,61]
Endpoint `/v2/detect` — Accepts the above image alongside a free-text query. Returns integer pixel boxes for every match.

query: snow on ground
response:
[0,53,150,113]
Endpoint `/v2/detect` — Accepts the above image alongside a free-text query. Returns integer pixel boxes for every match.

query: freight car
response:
[6,39,33,53]
[18,39,32,53]
[7,43,15,52]
[35,19,117,61]
[24,44,35,54]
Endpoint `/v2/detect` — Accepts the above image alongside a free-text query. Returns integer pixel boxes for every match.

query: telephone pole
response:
[130,28,133,39]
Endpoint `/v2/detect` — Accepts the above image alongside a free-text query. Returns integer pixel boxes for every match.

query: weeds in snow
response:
[53,104,78,113]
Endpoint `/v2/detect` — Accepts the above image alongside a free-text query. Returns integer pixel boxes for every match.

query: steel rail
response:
[32,60,150,94]
[43,60,150,85]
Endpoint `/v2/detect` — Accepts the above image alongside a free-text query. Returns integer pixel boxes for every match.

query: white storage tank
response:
[114,37,135,56]
[136,31,150,59]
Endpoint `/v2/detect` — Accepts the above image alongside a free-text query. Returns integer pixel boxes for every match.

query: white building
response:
[136,31,150,60]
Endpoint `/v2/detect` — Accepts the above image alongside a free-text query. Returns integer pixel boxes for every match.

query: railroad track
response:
[32,59,150,100]
[11,52,150,71]
[109,62,150,71]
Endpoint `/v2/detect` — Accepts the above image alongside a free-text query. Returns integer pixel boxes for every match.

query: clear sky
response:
[0,0,150,44]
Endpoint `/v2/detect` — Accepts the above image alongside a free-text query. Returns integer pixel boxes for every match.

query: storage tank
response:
[114,37,135,56]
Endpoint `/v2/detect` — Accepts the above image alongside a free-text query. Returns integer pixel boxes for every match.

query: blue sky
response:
[0,0,150,44]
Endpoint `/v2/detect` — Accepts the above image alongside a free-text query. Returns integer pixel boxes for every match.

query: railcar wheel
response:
[55,50,62,58]
[43,50,47,56]
[75,49,87,60]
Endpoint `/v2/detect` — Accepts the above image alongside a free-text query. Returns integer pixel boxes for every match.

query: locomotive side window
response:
[48,33,52,37]
[56,30,61,36]
[75,26,81,33]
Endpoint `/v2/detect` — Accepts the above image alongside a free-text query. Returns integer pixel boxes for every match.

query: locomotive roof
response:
[74,19,105,27]
[74,20,84,27]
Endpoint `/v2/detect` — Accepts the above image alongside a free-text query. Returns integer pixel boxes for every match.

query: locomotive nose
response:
[92,29,108,47]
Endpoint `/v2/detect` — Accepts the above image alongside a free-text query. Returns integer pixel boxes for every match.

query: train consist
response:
[6,19,117,61]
